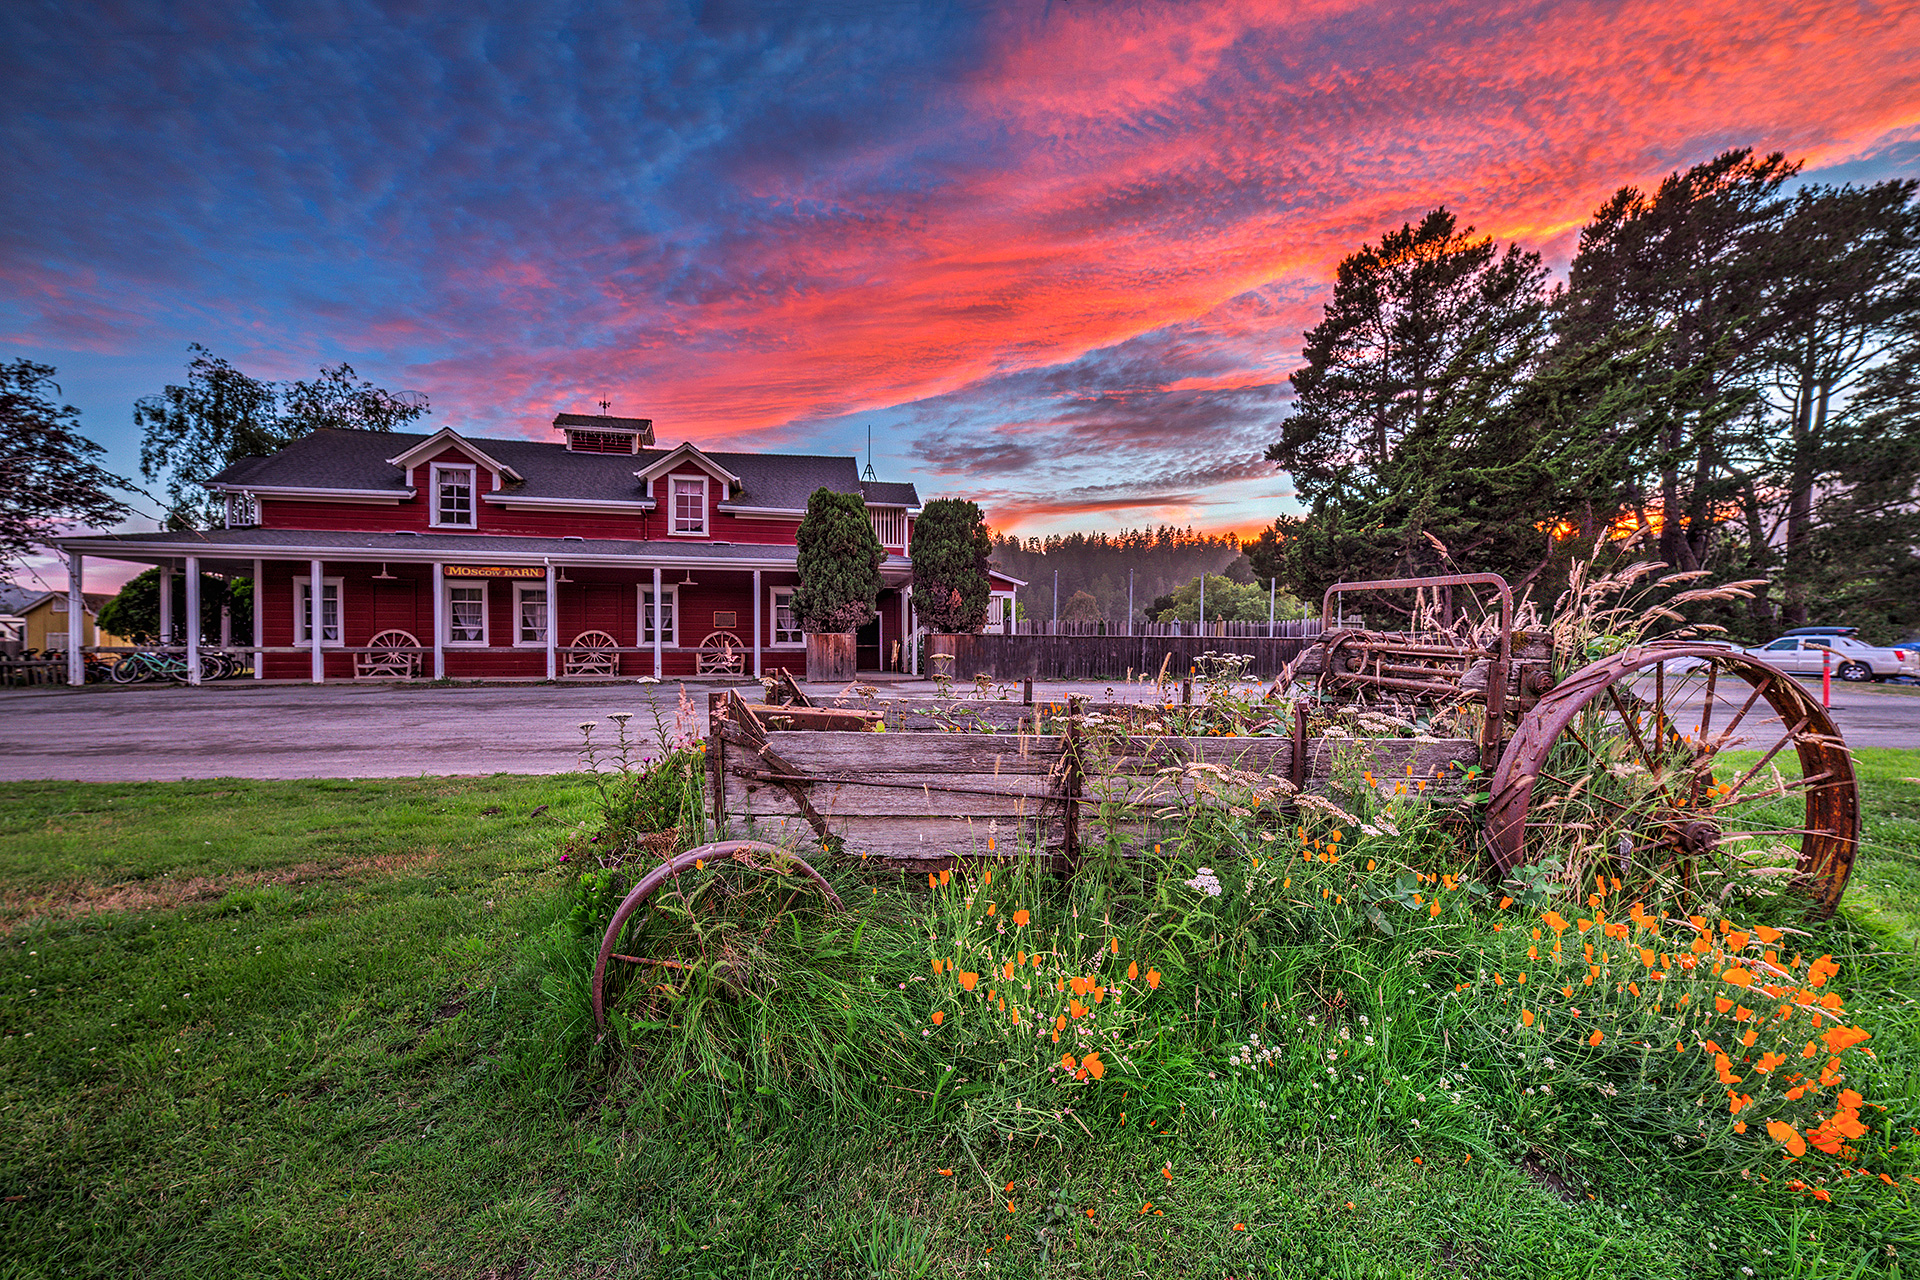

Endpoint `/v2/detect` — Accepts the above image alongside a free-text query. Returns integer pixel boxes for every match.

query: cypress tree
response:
[791,488,884,634]
[909,497,992,632]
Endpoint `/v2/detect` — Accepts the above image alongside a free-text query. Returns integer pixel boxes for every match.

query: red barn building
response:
[55,414,1016,683]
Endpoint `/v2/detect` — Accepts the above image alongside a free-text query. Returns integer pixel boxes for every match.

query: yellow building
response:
[14,591,125,653]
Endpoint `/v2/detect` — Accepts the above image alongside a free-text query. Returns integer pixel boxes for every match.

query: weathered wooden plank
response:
[758,731,1066,775]
[1081,736,1477,776]
[719,808,1060,860]
[726,774,1057,817]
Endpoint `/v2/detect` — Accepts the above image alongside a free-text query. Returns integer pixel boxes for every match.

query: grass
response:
[4,754,1920,1278]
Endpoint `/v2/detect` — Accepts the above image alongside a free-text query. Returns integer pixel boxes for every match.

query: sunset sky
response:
[5,0,1919,590]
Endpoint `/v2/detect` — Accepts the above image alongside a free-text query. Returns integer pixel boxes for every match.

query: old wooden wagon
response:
[594,572,1860,1026]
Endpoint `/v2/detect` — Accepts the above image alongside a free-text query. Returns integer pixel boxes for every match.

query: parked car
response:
[1744,634,1918,682]
[1658,639,1739,673]
[1781,625,1859,637]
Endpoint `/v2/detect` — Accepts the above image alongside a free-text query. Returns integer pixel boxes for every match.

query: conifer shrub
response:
[791,487,884,633]
[909,497,993,632]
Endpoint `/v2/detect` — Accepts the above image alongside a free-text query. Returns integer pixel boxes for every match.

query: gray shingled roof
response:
[60,527,802,561]
[205,427,917,511]
[860,480,919,507]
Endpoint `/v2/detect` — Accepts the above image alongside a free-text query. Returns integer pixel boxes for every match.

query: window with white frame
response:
[514,583,548,646]
[294,576,343,645]
[670,476,707,535]
[770,587,802,646]
[225,492,259,528]
[447,583,487,645]
[45,628,69,649]
[432,464,476,527]
[641,586,677,646]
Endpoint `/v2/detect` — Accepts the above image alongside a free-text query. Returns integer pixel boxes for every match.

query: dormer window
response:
[224,492,259,528]
[433,464,476,527]
[670,476,707,536]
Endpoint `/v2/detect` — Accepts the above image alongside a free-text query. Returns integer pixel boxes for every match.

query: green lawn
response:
[3,755,1918,1278]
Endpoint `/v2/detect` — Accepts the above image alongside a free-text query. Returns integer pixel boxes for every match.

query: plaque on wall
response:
[713,610,739,628]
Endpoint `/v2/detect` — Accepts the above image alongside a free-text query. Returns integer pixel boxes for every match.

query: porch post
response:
[252,558,264,679]
[900,587,910,673]
[158,564,174,645]
[544,561,557,681]
[308,558,324,683]
[66,551,84,686]
[431,562,445,679]
[751,568,762,678]
[652,566,663,678]
[185,555,202,685]
[906,585,918,675]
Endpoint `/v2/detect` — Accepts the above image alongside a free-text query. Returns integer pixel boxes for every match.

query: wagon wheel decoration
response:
[1485,644,1859,916]
[591,839,846,1031]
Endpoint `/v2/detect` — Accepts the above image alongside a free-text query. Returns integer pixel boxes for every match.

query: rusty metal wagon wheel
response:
[1484,644,1859,916]
[591,839,845,1031]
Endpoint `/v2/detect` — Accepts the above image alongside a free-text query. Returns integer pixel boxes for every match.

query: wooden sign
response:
[445,565,547,580]
[713,611,738,628]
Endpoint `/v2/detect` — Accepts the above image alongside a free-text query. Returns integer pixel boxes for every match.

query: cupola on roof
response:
[553,412,656,452]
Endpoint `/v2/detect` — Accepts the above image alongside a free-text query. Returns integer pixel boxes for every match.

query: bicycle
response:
[110,651,195,683]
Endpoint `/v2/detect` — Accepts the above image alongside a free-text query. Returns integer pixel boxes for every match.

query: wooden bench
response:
[696,630,746,675]
[355,630,422,679]
[565,630,620,677]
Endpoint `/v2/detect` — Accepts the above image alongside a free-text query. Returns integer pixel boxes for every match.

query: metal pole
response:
[308,558,324,683]
[185,555,202,685]
[752,568,762,678]
[1823,648,1832,709]
[66,552,84,686]
[1269,578,1275,638]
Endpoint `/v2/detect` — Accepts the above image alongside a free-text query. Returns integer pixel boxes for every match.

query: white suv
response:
[1746,635,1918,682]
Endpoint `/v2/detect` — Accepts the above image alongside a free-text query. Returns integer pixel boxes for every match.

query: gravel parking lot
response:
[2,674,1916,782]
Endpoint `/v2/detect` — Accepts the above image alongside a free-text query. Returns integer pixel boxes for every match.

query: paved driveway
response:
[2,674,1916,782]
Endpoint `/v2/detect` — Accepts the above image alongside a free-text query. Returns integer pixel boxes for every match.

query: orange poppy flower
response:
[1083,1051,1105,1080]
[1013,909,1030,926]
[958,971,979,991]
[1128,961,1140,981]
[931,1010,945,1026]
[1146,969,1162,989]
[1823,1025,1870,1053]
[1587,1029,1604,1047]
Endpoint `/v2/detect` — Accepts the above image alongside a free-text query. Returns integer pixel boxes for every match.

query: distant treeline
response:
[989,526,1247,624]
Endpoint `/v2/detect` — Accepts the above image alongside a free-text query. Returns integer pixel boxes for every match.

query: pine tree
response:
[791,488,884,634]
[909,498,992,632]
